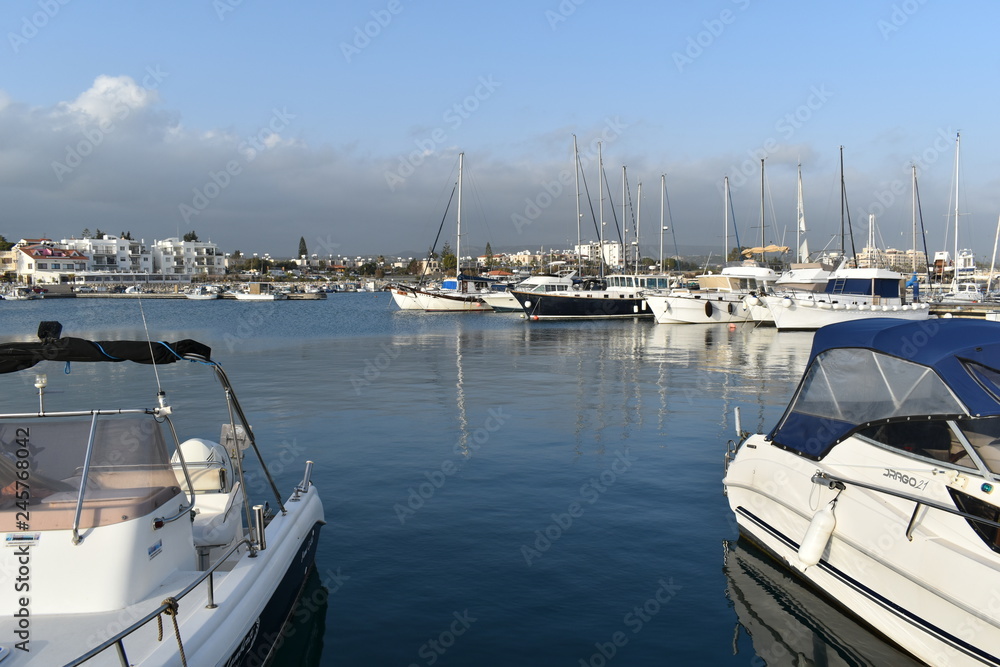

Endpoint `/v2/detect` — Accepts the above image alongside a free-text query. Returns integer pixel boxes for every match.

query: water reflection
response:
[724,539,921,666]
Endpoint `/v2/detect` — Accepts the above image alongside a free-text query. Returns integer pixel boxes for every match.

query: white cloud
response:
[59,75,159,126]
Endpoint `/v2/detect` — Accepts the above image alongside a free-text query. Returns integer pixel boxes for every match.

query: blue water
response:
[0,295,903,665]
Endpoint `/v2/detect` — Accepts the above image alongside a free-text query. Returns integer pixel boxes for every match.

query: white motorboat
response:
[760,264,930,330]
[724,318,1000,666]
[940,281,985,304]
[185,285,220,300]
[229,282,289,301]
[0,321,324,666]
[645,264,776,324]
[482,271,576,312]
[8,287,42,301]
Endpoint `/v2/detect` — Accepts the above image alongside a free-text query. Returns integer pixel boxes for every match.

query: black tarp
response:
[0,337,212,374]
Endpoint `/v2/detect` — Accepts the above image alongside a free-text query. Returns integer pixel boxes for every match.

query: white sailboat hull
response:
[645,293,755,324]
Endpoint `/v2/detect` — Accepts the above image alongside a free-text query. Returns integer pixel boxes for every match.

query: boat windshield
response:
[771,347,967,457]
[0,415,181,531]
[857,417,1000,475]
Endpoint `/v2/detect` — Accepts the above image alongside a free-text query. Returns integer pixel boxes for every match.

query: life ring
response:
[705,301,714,317]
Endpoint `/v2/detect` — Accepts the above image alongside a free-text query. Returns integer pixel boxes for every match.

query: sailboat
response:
[645,167,777,325]
[510,141,667,320]
[390,153,494,312]
[760,147,930,330]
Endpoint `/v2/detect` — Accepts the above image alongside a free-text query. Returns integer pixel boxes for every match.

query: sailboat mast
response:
[635,181,641,277]
[659,174,665,272]
[911,165,917,274]
[952,132,960,288]
[839,146,845,261]
[622,165,627,273]
[796,163,805,263]
[759,158,765,264]
[724,176,730,263]
[456,152,463,278]
[598,142,604,279]
[573,135,582,276]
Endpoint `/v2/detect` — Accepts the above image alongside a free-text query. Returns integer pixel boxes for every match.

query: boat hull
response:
[645,293,757,324]
[725,435,1000,666]
[764,296,930,330]
[510,290,652,320]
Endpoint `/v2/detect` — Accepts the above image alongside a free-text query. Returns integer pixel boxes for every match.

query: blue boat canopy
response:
[769,318,1000,458]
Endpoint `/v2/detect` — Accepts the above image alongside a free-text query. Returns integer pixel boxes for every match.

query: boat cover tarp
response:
[769,318,1000,457]
[0,337,212,374]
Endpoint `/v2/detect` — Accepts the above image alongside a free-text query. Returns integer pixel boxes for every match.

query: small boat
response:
[185,285,220,300]
[645,263,776,324]
[7,286,42,301]
[0,321,324,665]
[940,281,985,303]
[229,282,289,300]
[724,318,1000,665]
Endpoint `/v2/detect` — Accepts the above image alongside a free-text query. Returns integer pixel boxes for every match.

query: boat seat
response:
[192,481,242,549]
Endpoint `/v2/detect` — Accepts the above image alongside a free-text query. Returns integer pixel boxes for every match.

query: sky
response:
[2,0,1000,264]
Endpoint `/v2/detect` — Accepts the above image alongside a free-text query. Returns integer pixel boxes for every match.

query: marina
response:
[2,293,988,665]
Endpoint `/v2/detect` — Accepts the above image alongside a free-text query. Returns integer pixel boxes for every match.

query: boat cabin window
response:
[0,416,182,531]
[857,420,971,468]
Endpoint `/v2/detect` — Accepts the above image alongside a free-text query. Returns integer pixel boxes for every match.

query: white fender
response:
[797,501,837,568]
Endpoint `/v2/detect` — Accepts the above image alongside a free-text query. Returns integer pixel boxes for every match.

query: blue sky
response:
[2,0,999,264]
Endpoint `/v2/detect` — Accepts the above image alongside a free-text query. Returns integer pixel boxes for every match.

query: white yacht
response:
[725,318,1000,666]
[0,321,323,665]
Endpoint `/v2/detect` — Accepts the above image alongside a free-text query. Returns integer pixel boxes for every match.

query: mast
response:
[456,151,463,279]
[796,163,806,263]
[839,146,845,261]
[659,174,665,272]
[598,142,604,279]
[724,176,730,263]
[573,135,582,276]
[635,181,642,277]
[759,158,765,264]
[990,215,1000,293]
[622,165,627,273]
[952,132,960,289]
[911,165,917,274]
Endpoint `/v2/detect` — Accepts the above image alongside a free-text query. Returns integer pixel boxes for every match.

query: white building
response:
[61,234,152,274]
[151,238,225,276]
[12,239,89,285]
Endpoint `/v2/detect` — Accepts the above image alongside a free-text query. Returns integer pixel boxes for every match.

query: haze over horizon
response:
[2,1,999,265]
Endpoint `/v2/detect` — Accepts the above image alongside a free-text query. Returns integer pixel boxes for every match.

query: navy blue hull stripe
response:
[735,505,1000,666]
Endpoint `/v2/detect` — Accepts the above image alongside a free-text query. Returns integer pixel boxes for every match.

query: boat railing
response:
[65,536,258,667]
[811,471,1000,541]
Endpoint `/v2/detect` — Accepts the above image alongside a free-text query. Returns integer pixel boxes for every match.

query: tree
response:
[485,242,494,270]
[406,259,420,274]
[727,246,749,262]
[441,241,456,274]
[231,249,243,259]
[94,228,104,239]
[0,235,12,251]
[82,228,92,239]
[183,230,199,242]
[298,237,308,258]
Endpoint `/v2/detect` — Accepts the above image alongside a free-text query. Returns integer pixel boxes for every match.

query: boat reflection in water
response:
[724,539,921,667]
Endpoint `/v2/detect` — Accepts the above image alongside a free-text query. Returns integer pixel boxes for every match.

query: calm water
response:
[0,295,910,665]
